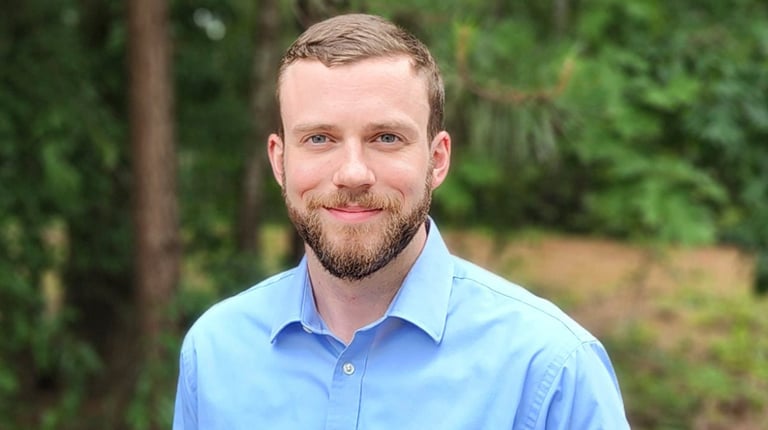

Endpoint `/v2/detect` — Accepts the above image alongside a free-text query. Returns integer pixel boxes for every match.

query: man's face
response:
[268,56,450,280]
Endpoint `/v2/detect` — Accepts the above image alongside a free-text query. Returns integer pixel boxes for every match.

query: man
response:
[174,13,630,429]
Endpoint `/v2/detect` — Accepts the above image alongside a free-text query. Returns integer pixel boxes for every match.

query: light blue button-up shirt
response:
[174,220,630,429]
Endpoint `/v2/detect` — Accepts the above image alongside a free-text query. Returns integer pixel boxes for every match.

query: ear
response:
[267,133,285,187]
[429,131,451,190]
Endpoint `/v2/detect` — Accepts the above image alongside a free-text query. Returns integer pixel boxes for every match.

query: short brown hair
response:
[277,13,445,139]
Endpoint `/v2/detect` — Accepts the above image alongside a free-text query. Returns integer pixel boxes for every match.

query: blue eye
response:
[309,135,327,145]
[377,134,398,144]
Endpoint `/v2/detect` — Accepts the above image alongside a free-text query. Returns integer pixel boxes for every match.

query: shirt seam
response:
[451,273,587,340]
[180,334,198,426]
[235,269,296,297]
[526,339,601,429]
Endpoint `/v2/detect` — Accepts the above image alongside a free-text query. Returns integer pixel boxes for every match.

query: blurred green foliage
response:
[1,1,126,427]
[400,0,768,250]
[1,0,767,428]
[606,293,768,427]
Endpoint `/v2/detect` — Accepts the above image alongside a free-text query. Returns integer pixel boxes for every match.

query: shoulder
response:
[448,256,628,427]
[182,267,300,344]
[448,255,596,346]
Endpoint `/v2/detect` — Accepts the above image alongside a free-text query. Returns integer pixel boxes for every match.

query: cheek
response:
[283,160,326,197]
[379,163,430,198]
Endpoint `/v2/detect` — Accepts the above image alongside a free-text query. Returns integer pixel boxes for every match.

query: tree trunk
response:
[127,0,180,360]
[553,0,570,36]
[236,0,280,252]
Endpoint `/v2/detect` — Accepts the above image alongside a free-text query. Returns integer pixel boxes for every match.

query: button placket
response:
[325,332,374,429]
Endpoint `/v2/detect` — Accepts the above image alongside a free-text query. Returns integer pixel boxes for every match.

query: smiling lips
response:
[326,206,382,222]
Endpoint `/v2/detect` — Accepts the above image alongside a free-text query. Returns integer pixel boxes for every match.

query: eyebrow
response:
[363,120,419,136]
[290,123,338,135]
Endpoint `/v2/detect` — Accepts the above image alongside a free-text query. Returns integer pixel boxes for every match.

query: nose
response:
[332,142,375,189]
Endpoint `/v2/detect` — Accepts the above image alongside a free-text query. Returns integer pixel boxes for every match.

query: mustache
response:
[306,191,401,211]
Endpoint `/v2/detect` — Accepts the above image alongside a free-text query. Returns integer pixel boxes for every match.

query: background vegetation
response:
[1,0,766,428]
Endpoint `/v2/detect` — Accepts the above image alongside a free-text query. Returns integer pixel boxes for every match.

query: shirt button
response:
[342,362,355,375]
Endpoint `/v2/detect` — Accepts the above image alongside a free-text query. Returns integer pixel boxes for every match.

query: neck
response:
[306,223,427,344]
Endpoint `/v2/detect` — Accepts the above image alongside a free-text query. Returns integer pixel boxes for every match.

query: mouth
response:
[325,205,382,222]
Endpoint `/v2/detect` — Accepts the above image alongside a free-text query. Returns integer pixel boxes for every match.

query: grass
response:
[605,293,768,429]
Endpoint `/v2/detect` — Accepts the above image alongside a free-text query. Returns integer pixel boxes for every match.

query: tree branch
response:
[456,25,575,104]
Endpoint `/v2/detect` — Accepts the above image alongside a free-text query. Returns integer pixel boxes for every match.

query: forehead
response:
[279,56,427,100]
[278,56,430,132]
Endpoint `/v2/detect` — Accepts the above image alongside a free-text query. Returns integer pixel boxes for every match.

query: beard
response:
[284,172,433,281]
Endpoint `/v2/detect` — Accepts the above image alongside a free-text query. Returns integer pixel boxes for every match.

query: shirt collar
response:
[268,257,311,342]
[269,217,454,344]
[384,218,453,343]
